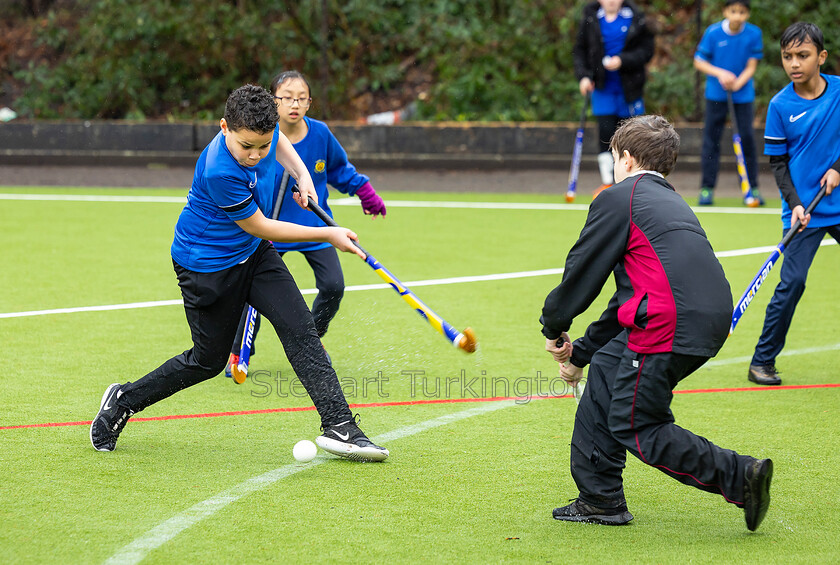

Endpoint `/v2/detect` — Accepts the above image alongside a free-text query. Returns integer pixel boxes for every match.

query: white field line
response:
[703,342,840,368]
[102,399,517,565]
[715,238,837,258]
[0,300,185,319]
[2,240,836,320]
[0,192,780,214]
[0,269,565,319]
[0,193,187,203]
[329,197,782,215]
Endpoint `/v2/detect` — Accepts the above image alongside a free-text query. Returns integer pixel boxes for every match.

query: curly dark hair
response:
[610,115,680,176]
[223,84,279,135]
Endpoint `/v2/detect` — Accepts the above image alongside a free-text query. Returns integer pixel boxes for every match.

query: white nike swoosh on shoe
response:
[789,111,807,122]
[316,436,389,461]
[101,383,120,411]
[333,431,350,441]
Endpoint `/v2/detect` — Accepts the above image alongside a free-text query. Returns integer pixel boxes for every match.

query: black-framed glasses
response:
[274,96,311,108]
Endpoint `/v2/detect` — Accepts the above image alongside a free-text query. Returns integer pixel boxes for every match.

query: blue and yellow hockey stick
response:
[295,188,477,353]
[230,306,257,384]
[231,172,291,384]
[565,92,590,203]
[727,91,759,208]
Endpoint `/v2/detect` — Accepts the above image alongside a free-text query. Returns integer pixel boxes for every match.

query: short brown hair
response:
[609,115,680,176]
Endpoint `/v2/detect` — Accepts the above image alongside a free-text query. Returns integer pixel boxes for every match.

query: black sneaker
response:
[744,458,773,531]
[552,499,633,525]
[90,383,133,452]
[748,364,781,386]
[316,415,389,462]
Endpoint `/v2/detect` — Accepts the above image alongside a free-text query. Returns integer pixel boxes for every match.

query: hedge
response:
[11,0,840,122]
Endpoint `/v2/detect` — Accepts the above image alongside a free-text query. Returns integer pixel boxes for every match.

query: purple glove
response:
[356,182,386,217]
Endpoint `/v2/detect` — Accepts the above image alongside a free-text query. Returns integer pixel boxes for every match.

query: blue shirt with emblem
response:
[598,6,633,94]
[171,125,279,272]
[695,20,763,103]
[764,74,840,228]
[271,117,369,252]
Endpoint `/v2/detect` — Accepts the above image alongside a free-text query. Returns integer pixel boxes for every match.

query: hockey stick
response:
[270,170,291,220]
[294,187,477,353]
[727,91,758,208]
[573,380,585,404]
[231,171,292,384]
[231,306,258,384]
[729,183,827,335]
[565,93,590,203]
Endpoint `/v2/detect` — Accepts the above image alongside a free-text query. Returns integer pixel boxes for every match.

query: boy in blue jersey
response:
[748,22,840,385]
[573,0,654,198]
[225,71,387,377]
[694,0,765,206]
[90,85,389,462]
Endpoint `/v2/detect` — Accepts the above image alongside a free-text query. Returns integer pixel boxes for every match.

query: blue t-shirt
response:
[598,6,633,94]
[695,20,763,103]
[271,117,369,252]
[171,126,279,272]
[764,74,840,229]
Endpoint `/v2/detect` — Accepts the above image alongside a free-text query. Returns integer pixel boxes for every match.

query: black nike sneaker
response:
[90,383,133,452]
[553,499,634,525]
[316,415,389,462]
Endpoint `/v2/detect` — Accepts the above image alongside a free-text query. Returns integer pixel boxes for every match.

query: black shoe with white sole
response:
[553,499,634,525]
[316,415,389,462]
[90,383,133,452]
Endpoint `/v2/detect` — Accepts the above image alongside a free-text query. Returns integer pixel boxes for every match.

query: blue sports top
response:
[598,6,633,94]
[171,125,279,272]
[695,20,763,103]
[764,74,840,229]
[271,117,369,252]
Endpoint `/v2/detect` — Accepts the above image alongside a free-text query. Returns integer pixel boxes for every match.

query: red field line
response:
[2,383,839,431]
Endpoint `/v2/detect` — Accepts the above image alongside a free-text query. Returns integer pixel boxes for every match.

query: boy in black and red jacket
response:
[541,115,772,531]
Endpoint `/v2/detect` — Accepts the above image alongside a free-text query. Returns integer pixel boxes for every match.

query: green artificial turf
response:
[1,187,838,563]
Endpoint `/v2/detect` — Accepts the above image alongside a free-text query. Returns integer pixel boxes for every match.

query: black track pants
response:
[120,240,353,427]
[570,332,754,509]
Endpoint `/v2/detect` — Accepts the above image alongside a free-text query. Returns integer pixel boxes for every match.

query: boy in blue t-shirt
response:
[90,85,389,462]
[572,0,654,198]
[694,0,764,206]
[748,22,840,385]
[225,71,387,377]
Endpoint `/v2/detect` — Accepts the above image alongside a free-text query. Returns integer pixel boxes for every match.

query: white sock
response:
[597,151,614,185]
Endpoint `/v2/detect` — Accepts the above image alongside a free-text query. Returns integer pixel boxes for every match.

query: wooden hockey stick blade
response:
[458,327,478,353]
